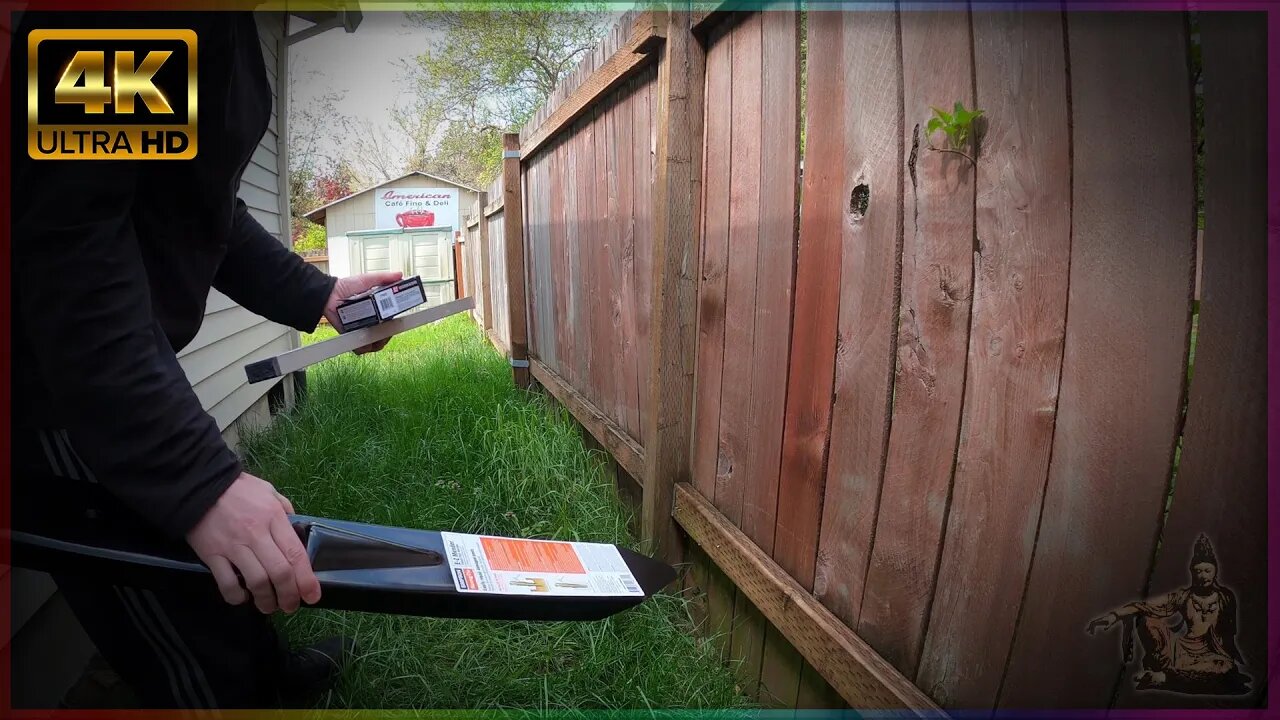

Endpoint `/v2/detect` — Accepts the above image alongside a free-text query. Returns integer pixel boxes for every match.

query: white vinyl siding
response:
[179,12,295,434]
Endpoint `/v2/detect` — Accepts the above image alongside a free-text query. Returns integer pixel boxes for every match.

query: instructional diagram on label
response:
[441,532,644,597]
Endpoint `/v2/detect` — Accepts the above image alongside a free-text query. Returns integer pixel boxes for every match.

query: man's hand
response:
[323,271,404,354]
[186,472,321,614]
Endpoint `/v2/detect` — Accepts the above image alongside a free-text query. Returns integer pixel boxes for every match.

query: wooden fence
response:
[464,5,1268,713]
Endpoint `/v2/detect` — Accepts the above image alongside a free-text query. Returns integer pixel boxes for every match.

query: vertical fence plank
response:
[813,7,904,628]
[773,8,846,592]
[597,101,618,422]
[707,565,736,663]
[1000,13,1195,708]
[641,8,704,561]
[730,591,767,700]
[616,82,641,440]
[715,11,762,526]
[758,625,803,707]
[564,129,581,388]
[692,20,732,502]
[859,7,975,677]
[1114,11,1268,709]
[603,98,626,432]
[576,116,595,393]
[796,661,847,709]
[549,143,567,373]
[633,69,656,446]
[489,206,509,350]
[586,108,603,406]
[753,9,804,704]
[742,7,799,556]
[522,163,537,361]
[684,541,711,633]
[527,152,555,366]
[916,8,1072,708]
[691,19,742,691]
[538,153,555,365]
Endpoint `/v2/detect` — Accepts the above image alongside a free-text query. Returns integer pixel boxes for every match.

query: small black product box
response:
[334,276,427,330]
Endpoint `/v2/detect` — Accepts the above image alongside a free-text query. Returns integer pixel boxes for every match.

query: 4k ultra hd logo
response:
[28,29,197,159]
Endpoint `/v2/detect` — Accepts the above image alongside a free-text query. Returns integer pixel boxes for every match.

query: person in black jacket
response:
[11,11,394,708]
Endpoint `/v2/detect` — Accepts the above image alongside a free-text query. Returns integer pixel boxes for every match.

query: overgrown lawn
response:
[241,315,745,710]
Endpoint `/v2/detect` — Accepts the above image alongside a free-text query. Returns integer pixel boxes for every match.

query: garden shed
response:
[305,171,480,309]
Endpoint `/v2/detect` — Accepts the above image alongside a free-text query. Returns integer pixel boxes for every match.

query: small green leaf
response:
[954,100,966,116]
[926,117,943,136]
[931,106,953,125]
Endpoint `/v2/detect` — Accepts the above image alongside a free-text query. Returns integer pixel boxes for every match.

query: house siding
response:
[179,11,299,436]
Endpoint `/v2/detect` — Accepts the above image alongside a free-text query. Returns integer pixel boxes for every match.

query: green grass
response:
[240,316,746,711]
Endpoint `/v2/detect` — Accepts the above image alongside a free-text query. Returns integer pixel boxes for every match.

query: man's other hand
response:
[186,472,321,614]
[323,271,404,353]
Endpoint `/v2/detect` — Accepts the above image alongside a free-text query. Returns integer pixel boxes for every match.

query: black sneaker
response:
[276,636,358,708]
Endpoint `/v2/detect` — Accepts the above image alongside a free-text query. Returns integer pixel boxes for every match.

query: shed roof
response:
[303,170,480,225]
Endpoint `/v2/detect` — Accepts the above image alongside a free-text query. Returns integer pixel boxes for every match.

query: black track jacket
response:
[11,12,337,539]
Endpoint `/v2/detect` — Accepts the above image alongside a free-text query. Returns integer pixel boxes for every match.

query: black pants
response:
[16,428,287,709]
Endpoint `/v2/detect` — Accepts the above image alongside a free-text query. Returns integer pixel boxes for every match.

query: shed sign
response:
[374,187,459,231]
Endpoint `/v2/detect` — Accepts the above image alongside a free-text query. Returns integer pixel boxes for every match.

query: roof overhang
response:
[287,5,363,46]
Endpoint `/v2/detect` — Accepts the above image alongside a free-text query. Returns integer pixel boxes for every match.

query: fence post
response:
[501,133,530,387]
[476,193,494,332]
[641,6,704,563]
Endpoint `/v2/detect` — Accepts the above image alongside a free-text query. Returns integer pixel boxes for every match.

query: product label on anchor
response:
[441,532,644,597]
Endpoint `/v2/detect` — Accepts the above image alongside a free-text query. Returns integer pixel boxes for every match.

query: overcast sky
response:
[288,12,435,168]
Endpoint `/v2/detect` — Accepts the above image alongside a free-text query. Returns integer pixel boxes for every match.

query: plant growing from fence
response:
[926,101,983,164]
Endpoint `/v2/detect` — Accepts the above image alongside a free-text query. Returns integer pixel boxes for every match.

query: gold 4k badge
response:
[27,29,197,160]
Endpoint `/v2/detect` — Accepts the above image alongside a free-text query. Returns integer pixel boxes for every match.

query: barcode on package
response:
[621,576,640,594]
[377,294,396,314]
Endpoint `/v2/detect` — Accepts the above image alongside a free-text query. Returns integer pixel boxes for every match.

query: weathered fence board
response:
[1000,12,1195,708]
[714,10,763,527]
[916,9,1072,708]
[633,69,656,446]
[691,19,732,503]
[730,591,767,698]
[813,7,904,628]
[486,201,509,352]
[742,8,798,555]
[773,8,845,592]
[858,7,975,678]
[614,75,641,440]
[526,151,556,369]
[1114,11,1268,709]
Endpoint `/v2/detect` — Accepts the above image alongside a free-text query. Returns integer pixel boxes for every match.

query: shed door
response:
[354,234,399,274]
[405,230,456,306]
